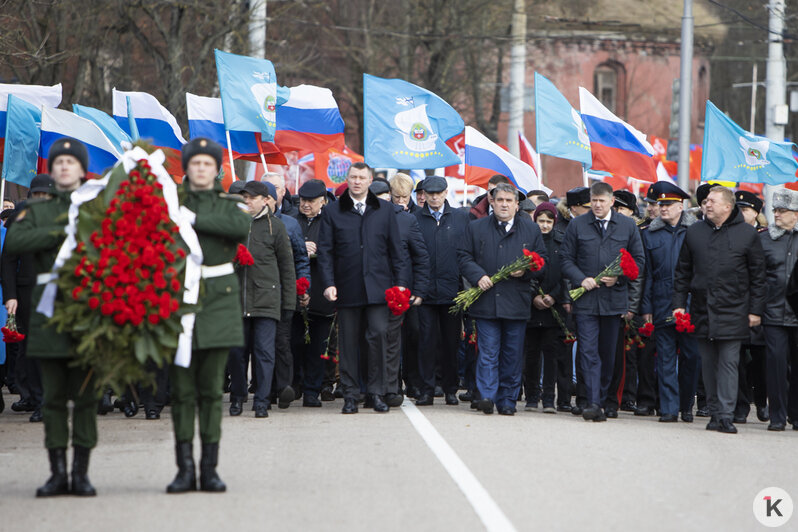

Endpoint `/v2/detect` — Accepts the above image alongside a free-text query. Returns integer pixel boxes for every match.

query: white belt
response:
[201,262,235,278]
[37,273,59,285]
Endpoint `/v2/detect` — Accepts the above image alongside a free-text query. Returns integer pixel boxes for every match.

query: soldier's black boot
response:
[71,446,97,496]
[36,448,70,497]
[166,442,196,493]
[199,443,226,492]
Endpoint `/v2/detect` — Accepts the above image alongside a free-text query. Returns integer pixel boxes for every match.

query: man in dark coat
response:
[673,185,767,434]
[640,182,699,423]
[468,174,512,220]
[317,162,410,414]
[371,179,429,407]
[228,181,296,419]
[412,176,468,406]
[761,188,798,431]
[291,179,337,406]
[560,181,644,422]
[457,183,547,415]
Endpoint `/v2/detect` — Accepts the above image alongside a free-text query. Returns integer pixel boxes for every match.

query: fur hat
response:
[181,137,223,172]
[772,188,798,212]
[47,137,89,174]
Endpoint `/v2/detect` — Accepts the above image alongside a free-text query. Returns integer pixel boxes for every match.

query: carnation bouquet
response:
[385,286,412,316]
[449,249,545,314]
[2,314,25,343]
[48,143,195,394]
[568,248,638,302]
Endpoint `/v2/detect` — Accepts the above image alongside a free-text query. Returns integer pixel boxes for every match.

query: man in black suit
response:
[317,162,410,414]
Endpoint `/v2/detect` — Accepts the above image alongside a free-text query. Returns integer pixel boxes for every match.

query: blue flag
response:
[2,95,41,186]
[363,74,463,169]
[702,100,798,184]
[533,72,592,166]
[73,104,132,152]
[214,49,276,140]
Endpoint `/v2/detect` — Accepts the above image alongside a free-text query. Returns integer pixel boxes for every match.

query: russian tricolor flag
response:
[0,83,62,162]
[579,87,656,182]
[518,131,541,179]
[464,126,550,194]
[275,85,345,153]
[112,89,185,177]
[40,107,121,177]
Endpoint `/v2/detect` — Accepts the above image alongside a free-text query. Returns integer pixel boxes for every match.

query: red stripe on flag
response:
[590,143,656,183]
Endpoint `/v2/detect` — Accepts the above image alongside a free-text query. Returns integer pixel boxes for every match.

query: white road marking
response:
[401,399,518,532]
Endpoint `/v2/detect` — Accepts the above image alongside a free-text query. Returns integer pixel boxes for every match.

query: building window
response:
[595,67,617,113]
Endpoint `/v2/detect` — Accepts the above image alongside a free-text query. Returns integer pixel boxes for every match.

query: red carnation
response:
[385,286,412,316]
[296,277,310,296]
[522,249,545,271]
[619,248,639,281]
[638,322,655,337]
[234,244,254,266]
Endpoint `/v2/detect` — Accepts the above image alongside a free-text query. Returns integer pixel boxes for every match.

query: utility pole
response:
[677,0,693,192]
[507,0,526,157]
[764,0,787,223]
[249,0,267,58]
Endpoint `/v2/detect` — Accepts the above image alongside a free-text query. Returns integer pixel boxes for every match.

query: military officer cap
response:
[649,181,689,204]
[566,186,591,207]
[29,174,55,195]
[299,179,328,199]
[519,199,537,213]
[642,183,659,204]
[48,137,89,174]
[772,188,798,211]
[369,178,391,196]
[243,180,277,201]
[422,175,447,193]
[181,137,223,172]
[735,190,763,214]
[228,180,246,195]
[695,182,714,206]
[613,190,639,215]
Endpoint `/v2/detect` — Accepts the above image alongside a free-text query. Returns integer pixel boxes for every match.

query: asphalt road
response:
[1,391,796,531]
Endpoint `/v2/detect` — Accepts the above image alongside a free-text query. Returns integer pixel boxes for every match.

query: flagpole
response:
[0,177,6,208]
[225,129,237,181]
[255,134,268,178]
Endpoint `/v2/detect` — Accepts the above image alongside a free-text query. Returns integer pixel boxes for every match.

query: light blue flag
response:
[214,49,276,140]
[533,72,592,166]
[73,104,132,151]
[363,74,463,169]
[2,95,41,186]
[702,100,798,184]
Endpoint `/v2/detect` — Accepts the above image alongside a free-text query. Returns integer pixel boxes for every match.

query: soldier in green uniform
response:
[5,138,99,497]
[166,137,250,494]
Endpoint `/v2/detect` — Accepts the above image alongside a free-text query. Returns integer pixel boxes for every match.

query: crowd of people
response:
[1,136,796,498]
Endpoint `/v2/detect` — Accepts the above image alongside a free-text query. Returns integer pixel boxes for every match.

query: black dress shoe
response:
[604,408,618,419]
[415,394,433,406]
[706,416,719,431]
[571,405,583,416]
[458,391,473,402]
[11,397,35,412]
[620,401,636,412]
[470,400,480,410]
[303,395,322,407]
[733,415,747,424]
[634,405,655,416]
[255,405,269,418]
[385,393,404,407]
[29,408,43,422]
[582,404,602,421]
[341,398,358,414]
[479,398,494,415]
[768,422,786,431]
[320,387,335,401]
[557,404,572,413]
[497,407,515,416]
[97,390,114,415]
[229,399,243,416]
[681,412,694,423]
[695,408,710,417]
[659,414,678,423]
[123,400,138,418]
[593,410,607,422]
[372,395,390,413]
[717,418,738,434]
[445,393,459,406]
[278,386,295,409]
[146,409,161,420]
[405,386,420,399]
[757,406,770,422]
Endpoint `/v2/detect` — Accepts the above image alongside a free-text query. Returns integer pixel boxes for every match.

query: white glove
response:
[180,205,197,226]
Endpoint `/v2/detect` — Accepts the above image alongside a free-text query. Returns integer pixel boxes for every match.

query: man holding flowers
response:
[560,182,644,422]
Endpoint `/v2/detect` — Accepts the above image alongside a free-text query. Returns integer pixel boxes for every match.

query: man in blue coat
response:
[457,183,547,415]
[560,181,645,421]
[317,162,410,414]
[640,182,699,423]
[413,176,470,406]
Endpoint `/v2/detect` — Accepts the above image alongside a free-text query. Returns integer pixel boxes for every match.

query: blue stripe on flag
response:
[277,107,344,135]
[582,115,650,156]
[41,131,119,175]
[114,116,184,150]
[466,145,520,187]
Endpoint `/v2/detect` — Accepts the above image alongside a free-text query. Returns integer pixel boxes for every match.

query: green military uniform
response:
[170,182,250,444]
[5,190,98,450]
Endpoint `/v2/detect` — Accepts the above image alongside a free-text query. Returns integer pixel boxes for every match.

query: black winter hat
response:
[47,137,89,174]
[181,137,223,172]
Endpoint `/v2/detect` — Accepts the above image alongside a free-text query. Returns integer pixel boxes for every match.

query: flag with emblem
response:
[702,100,798,185]
[363,74,463,169]
[2,95,41,186]
[215,49,277,141]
